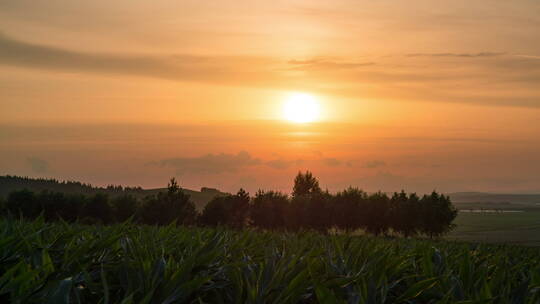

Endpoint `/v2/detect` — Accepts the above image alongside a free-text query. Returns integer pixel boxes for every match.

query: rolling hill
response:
[0,176,227,211]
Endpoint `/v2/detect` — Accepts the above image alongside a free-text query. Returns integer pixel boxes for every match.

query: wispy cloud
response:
[2,33,539,108]
[159,151,261,175]
[287,58,375,70]
[0,32,282,87]
[362,160,386,169]
[406,52,506,58]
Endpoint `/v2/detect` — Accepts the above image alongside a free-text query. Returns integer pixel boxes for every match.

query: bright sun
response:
[283,93,321,123]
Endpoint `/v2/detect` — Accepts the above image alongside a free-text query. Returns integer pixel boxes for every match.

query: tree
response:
[198,196,227,227]
[390,191,421,237]
[227,189,250,229]
[292,171,321,198]
[139,178,197,225]
[420,192,458,238]
[38,190,68,222]
[251,190,289,230]
[199,189,250,229]
[112,194,139,222]
[304,191,333,233]
[6,189,40,219]
[288,172,333,232]
[332,187,367,232]
[364,192,391,236]
[82,193,112,224]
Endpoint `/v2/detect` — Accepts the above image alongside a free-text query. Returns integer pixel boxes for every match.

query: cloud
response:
[157,150,355,173]
[159,151,261,175]
[406,52,505,58]
[363,160,386,169]
[1,33,539,108]
[322,158,353,167]
[323,158,342,167]
[0,32,282,87]
[26,157,49,173]
[287,58,375,70]
[266,159,294,170]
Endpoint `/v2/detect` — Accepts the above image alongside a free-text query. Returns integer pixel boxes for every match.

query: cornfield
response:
[1,218,539,303]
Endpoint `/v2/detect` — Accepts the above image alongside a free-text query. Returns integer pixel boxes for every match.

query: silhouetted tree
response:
[198,196,227,227]
[0,197,6,217]
[250,190,289,230]
[82,193,112,224]
[332,187,367,232]
[6,189,40,219]
[199,189,250,229]
[139,178,197,225]
[292,171,321,198]
[365,192,391,236]
[420,192,458,238]
[112,194,138,222]
[305,191,333,233]
[0,175,146,199]
[0,174,460,238]
[288,172,334,232]
[389,191,422,237]
[38,190,68,222]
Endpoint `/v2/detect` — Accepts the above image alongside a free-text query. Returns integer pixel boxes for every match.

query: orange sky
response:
[1,0,540,193]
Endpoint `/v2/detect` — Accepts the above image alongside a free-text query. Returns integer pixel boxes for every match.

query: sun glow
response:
[283,93,321,123]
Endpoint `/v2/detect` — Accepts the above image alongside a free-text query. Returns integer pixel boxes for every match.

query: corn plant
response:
[1,218,539,303]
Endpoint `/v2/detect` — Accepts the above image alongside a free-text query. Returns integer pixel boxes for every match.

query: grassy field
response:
[2,219,540,303]
[448,211,540,246]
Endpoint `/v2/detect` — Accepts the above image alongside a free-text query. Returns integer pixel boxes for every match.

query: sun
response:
[283,93,321,123]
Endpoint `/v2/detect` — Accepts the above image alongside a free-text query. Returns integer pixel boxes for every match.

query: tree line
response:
[0,175,145,198]
[0,172,458,237]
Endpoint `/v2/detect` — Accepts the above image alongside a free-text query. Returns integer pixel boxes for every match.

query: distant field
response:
[448,211,540,246]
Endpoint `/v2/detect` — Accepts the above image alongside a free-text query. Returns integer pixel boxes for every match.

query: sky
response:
[1,0,540,194]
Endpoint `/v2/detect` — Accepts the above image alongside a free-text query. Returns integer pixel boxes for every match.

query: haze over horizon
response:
[1,0,540,194]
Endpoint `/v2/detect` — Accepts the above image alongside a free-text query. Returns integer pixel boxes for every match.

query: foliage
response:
[199,189,250,229]
[111,194,139,222]
[139,178,197,226]
[0,175,227,211]
[332,187,367,232]
[250,190,288,230]
[419,192,458,238]
[0,175,144,198]
[1,219,539,303]
[1,173,459,238]
[292,171,321,197]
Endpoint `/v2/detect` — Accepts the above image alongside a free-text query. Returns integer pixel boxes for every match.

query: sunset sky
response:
[1,0,540,194]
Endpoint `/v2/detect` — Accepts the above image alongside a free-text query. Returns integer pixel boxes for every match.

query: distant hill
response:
[0,176,228,211]
[449,192,540,211]
[449,192,540,204]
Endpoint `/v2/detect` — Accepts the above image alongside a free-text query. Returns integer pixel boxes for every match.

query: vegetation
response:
[1,172,538,302]
[1,218,539,303]
[0,175,227,211]
[1,172,457,238]
[449,211,540,246]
